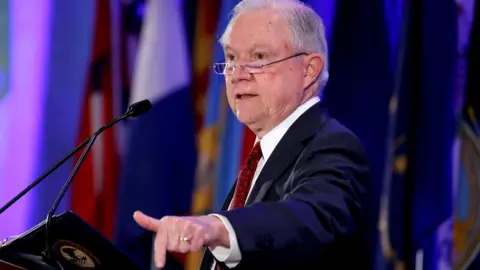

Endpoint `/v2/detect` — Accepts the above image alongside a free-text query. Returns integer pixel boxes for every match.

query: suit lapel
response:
[245,141,304,206]
[245,103,329,205]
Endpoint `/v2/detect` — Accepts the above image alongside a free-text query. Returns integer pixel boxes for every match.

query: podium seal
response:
[53,239,100,268]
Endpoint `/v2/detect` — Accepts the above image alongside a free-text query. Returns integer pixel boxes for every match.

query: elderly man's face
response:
[223,9,316,137]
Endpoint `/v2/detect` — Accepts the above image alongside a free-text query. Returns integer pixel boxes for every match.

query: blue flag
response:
[113,1,196,269]
[320,1,393,268]
[378,0,457,269]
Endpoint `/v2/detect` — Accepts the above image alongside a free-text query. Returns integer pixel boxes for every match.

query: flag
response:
[70,0,120,241]
[187,0,220,219]
[402,0,456,268]
[205,0,257,214]
[113,0,196,269]
[318,0,393,268]
[383,0,405,72]
[377,0,457,269]
[453,0,480,268]
[186,0,220,135]
[185,1,244,268]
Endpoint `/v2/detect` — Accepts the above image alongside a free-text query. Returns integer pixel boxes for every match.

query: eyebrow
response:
[224,43,274,54]
[250,43,272,50]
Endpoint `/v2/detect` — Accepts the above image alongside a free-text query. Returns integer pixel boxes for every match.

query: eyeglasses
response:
[211,52,308,75]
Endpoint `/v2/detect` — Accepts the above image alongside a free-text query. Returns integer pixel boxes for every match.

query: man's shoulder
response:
[311,115,365,152]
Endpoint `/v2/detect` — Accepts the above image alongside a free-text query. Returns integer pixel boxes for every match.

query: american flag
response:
[70,0,124,241]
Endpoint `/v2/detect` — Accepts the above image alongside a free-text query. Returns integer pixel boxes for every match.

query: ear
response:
[303,53,324,90]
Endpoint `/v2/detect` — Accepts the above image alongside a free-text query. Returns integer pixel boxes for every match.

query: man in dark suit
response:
[133,0,370,269]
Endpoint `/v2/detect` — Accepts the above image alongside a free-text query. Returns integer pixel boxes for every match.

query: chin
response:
[235,110,251,123]
[238,116,262,131]
[236,116,251,125]
[235,108,265,126]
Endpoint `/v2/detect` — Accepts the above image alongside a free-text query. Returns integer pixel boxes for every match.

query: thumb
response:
[133,211,161,232]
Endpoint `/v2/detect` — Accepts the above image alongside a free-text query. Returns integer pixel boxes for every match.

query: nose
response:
[230,65,252,83]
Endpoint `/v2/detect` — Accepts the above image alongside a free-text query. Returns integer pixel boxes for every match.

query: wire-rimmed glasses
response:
[211,52,307,75]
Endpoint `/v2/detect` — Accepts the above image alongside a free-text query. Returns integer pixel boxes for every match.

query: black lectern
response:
[0,211,140,269]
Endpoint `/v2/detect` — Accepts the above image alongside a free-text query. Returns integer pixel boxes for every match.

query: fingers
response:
[155,216,189,268]
[166,217,181,251]
[133,213,214,268]
[181,219,213,252]
[162,216,209,254]
[133,212,169,268]
[176,219,195,253]
[154,228,168,268]
[189,227,208,251]
[133,211,161,232]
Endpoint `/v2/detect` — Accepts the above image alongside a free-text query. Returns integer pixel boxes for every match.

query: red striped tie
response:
[229,141,262,209]
[216,142,262,269]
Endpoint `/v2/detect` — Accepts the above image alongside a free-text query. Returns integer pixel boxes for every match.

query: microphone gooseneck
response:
[0,99,152,216]
[43,99,151,261]
[0,138,90,215]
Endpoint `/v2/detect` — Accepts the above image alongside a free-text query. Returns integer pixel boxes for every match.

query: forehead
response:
[224,9,293,53]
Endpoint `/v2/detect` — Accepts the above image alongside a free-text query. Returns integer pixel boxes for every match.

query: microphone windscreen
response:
[128,99,152,117]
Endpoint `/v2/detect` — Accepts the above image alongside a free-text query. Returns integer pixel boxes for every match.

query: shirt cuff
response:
[208,214,242,268]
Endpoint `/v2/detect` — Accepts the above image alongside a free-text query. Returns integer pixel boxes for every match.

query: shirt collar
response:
[256,96,320,162]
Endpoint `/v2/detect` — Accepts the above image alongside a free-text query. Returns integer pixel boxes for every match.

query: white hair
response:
[219,0,330,94]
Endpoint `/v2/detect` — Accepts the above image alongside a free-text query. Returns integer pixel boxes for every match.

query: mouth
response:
[235,93,258,100]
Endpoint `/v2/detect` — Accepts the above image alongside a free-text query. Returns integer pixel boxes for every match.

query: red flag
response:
[70,0,119,240]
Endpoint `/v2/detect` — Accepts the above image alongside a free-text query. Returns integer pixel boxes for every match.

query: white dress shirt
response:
[209,96,320,269]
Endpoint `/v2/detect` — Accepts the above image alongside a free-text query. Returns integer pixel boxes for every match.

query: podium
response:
[0,211,140,269]
[0,259,26,270]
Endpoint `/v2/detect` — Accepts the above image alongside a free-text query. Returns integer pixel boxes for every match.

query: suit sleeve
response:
[215,131,369,268]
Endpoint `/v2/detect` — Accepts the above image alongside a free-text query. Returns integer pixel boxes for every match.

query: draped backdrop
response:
[0,0,478,270]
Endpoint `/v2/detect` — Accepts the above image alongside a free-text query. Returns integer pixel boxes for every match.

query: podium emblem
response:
[54,239,100,268]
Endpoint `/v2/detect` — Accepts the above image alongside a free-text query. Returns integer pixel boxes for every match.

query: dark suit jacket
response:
[200,103,370,270]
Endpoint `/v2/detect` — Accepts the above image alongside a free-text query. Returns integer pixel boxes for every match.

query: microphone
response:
[0,99,152,216]
[42,98,152,261]
[0,139,88,215]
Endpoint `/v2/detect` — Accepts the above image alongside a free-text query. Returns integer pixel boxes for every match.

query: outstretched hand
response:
[133,211,229,268]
